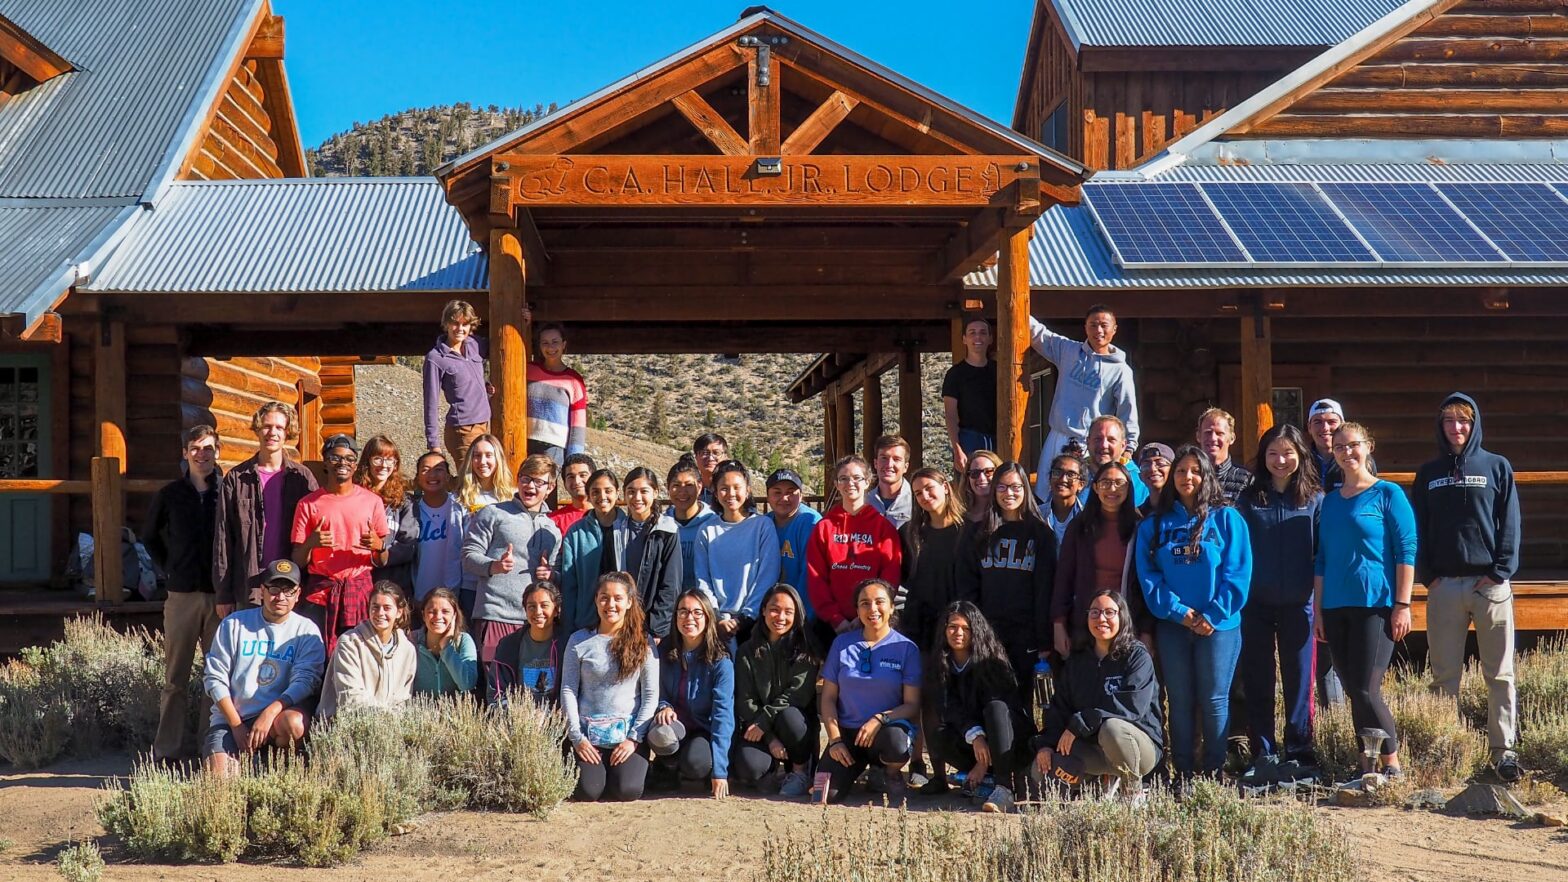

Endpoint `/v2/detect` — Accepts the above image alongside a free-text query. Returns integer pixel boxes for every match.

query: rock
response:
[1535,812,1566,827]
[1360,772,1388,793]
[1449,783,1531,820]
[1336,782,1373,807]
[1404,788,1448,811]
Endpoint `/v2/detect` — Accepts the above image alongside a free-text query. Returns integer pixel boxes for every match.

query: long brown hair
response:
[595,572,650,679]
[665,589,728,668]
[368,580,411,630]
[355,435,410,508]
[420,587,466,650]
[903,467,965,566]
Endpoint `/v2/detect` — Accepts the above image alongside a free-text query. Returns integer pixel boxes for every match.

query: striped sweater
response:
[525,362,588,454]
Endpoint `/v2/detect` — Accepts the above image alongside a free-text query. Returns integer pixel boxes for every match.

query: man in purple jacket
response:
[424,299,494,466]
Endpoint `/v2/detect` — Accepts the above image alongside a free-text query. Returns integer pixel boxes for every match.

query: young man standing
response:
[202,559,325,776]
[1197,408,1252,504]
[942,317,997,471]
[1074,415,1150,509]
[213,402,318,618]
[145,425,223,762]
[290,435,387,656]
[526,322,589,468]
[767,468,821,609]
[1041,454,1086,544]
[410,451,465,602]
[424,299,492,466]
[1307,398,1347,490]
[1413,393,1522,782]
[550,453,595,535]
[866,435,914,530]
[1029,306,1140,501]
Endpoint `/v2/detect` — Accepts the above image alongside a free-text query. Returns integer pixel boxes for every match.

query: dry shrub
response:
[760,780,1354,882]
[404,693,577,815]
[55,840,105,882]
[98,762,248,863]
[1314,678,1486,798]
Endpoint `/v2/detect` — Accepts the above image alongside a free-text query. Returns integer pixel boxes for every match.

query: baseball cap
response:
[321,433,359,458]
[260,558,301,587]
[1136,442,1174,465]
[766,468,804,490]
[1308,398,1344,421]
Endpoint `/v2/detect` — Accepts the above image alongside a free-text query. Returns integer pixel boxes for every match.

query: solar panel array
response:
[1082,180,1568,268]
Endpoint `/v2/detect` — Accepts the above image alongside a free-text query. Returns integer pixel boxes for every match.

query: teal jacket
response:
[410,629,478,696]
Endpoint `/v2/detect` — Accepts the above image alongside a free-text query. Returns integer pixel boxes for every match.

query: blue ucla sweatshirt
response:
[1135,501,1252,631]
[204,608,326,726]
[658,649,736,779]
[1316,480,1417,610]
[773,507,822,616]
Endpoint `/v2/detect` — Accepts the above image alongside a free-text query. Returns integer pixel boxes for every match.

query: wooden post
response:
[1239,313,1275,464]
[898,349,923,469]
[91,456,124,603]
[950,317,966,364]
[489,228,529,474]
[862,372,883,458]
[94,317,126,472]
[995,225,1033,463]
[834,390,854,466]
[822,396,837,495]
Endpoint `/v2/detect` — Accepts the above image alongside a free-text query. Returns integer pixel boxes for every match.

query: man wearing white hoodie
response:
[1030,306,1139,502]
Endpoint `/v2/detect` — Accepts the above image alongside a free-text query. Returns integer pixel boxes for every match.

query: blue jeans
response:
[957,428,996,461]
[1240,601,1317,762]
[1156,620,1243,774]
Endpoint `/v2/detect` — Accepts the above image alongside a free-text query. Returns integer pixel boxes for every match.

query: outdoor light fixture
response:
[755,157,783,176]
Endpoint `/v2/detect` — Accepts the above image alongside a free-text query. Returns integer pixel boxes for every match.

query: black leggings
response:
[817,722,913,802]
[926,700,1032,775]
[1322,606,1399,756]
[731,706,817,784]
[573,746,650,802]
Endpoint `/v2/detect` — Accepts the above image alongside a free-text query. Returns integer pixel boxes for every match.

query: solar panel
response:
[1437,183,1568,263]
[1082,182,1247,266]
[1201,182,1375,263]
[1318,182,1504,263]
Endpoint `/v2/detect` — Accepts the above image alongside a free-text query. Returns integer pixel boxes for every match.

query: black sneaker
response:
[1496,752,1523,784]
[1242,754,1282,787]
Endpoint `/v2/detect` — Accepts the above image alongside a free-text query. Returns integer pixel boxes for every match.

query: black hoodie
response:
[1411,392,1521,584]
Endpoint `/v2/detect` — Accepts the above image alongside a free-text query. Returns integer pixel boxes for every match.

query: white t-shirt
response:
[413,494,465,600]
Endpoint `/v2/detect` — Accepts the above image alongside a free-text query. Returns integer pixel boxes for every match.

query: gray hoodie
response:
[1029,316,1140,449]
[462,498,562,624]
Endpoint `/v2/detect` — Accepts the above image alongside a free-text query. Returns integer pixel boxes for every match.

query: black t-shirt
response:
[941,360,997,433]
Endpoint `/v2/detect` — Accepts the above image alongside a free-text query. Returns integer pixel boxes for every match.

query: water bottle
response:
[1034,657,1054,708]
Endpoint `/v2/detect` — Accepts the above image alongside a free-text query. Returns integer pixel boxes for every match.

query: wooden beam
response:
[942,206,1008,282]
[1337,63,1568,88]
[1294,88,1568,114]
[95,317,126,473]
[248,14,285,59]
[0,13,72,82]
[489,229,529,474]
[749,47,781,155]
[898,349,923,469]
[833,391,854,472]
[500,154,1037,208]
[995,224,1032,463]
[862,373,883,459]
[951,317,967,363]
[1253,113,1568,138]
[529,285,966,322]
[1238,313,1274,464]
[543,225,955,252]
[822,396,838,496]
[781,90,859,155]
[1078,46,1317,73]
[516,208,551,286]
[253,57,308,177]
[0,310,61,342]
[91,457,124,604]
[671,90,749,156]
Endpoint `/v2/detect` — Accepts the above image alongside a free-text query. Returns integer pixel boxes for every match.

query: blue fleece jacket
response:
[658,650,735,779]
[1135,502,1252,631]
[1316,481,1418,610]
[773,507,822,616]
[1237,487,1321,607]
[695,514,782,619]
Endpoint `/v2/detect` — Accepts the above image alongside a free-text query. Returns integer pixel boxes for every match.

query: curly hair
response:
[921,601,1017,719]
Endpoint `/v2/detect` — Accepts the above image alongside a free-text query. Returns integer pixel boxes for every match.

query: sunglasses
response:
[857,647,874,675]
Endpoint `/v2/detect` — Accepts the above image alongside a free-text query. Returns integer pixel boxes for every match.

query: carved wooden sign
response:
[497,154,1036,207]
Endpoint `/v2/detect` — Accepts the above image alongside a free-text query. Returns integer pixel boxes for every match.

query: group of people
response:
[138,300,1526,810]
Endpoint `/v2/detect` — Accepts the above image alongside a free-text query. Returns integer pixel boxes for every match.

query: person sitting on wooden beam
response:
[1029,305,1140,504]
[943,316,996,473]
[424,299,493,466]
[526,321,589,469]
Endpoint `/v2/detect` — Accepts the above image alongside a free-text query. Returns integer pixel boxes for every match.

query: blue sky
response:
[274,1,1035,147]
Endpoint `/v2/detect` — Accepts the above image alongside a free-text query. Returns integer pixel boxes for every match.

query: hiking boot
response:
[981,784,1015,813]
[917,775,951,795]
[1496,752,1523,785]
[1276,759,1320,785]
[779,770,812,797]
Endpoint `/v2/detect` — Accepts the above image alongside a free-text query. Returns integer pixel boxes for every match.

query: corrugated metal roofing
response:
[1144,163,1568,184]
[88,179,487,294]
[441,8,1083,178]
[0,0,259,200]
[0,202,138,316]
[1049,0,1407,50]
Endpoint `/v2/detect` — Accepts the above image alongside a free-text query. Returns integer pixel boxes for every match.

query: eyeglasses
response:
[1094,479,1129,491]
[967,467,995,478]
[695,449,725,459]
[836,474,868,485]
[1087,608,1119,620]
[676,608,706,619]
[518,475,552,488]
[326,454,358,465]
[370,456,398,467]
[1331,441,1367,454]
[263,582,299,596]
[1048,468,1082,482]
[994,482,1027,495]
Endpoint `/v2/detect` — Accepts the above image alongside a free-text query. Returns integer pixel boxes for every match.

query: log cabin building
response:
[1,0,1566,645]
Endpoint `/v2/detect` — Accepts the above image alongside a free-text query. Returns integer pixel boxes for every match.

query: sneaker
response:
[1382,765,1404,780]
[779,770,812,797]
[1242,754,1283,788]
[907,770,932,790]
[981,784,1015,814]
[1124,785,1148,808]
[1276,759,1320,785]
[917,775,951,796]
[1496,752,1523,784]
[1101,776,1122,801]
[883,771,909,803]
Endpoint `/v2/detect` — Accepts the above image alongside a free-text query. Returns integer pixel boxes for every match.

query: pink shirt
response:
[290,486,389,584]
[258,466,287,567]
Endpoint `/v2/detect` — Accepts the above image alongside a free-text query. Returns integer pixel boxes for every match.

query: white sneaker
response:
[981,784,1015,813]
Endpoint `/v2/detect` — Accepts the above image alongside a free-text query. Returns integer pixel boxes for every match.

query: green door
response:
[0,356,51,581]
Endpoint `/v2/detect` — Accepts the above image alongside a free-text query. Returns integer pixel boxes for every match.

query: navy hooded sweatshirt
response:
[1237,485,1321,607]
[1411,393,1521,585]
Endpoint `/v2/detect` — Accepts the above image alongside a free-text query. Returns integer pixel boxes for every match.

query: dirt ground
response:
[1,755,1565,882]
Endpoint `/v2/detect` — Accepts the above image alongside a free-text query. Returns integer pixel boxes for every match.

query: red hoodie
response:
[807,503,902,629]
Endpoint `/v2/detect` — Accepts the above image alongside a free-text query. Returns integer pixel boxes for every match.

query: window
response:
[1039,101,1070,153]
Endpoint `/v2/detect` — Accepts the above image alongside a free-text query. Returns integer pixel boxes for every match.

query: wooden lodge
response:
[1,0,1567,646]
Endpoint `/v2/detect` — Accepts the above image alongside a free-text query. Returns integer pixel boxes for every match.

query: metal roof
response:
[0,0,260,200]
[0,202,141,317]
[440,8,1083,178]
[1048,0,1406,50]
[1135,164,1568,184]
[88,178,487,294]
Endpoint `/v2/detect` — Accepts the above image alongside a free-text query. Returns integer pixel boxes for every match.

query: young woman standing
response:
[807,455,902,651]
[923,601,1034,812]
[1237,424,1323,780]
[647,590,735,799]
[1135,445,1252,777]
[411,587,478,696]
[732,584,820,796]
[456,434,517,618]
[1052,460,1144,658]
[1316,423,1415,778]
[816,578,921,804]
[561,572,659,802]
[956,461,1057,714]
[959,450,1000,524]
[355,436,417,594]
[695,461,781,646]
[622,467,682,643]
[899,467,967,656]
[318,581,417,719]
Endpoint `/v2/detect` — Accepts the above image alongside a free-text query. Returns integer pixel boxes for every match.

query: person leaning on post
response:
[942,316,998,473]
[202,559,325,777]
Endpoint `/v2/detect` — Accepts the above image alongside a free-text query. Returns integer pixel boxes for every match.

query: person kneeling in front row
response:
[1034,589,1162,804]
[647,590,735,799]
